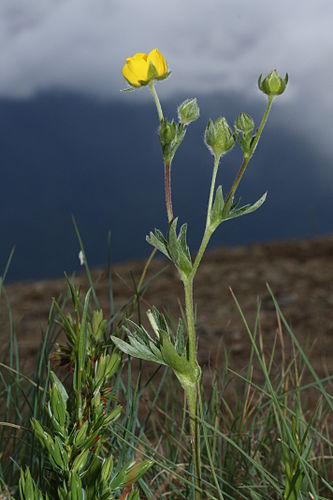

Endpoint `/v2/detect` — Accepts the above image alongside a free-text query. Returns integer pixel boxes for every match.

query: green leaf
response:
[78,289,92,375]
[210,185,224,227]
[73,421,89,448]
[72,449,90,474]
[167,219,192,275]
[109,459,153,490]
[146,229,169,258]
[223,192,267,222]
[159,330,191,377]
[69,473,85,500]
[178,223,192,263]
[50,372,69,406]
[175,319,185,356]
[111,336,165,365]
[101,455,113,483]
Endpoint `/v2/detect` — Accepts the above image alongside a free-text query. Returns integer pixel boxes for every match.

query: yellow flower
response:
[122,48,168,87]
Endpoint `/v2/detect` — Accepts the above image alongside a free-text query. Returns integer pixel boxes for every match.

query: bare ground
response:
[1,236,332,387]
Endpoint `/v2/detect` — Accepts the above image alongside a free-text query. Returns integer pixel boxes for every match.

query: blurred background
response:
[0,0,332,282]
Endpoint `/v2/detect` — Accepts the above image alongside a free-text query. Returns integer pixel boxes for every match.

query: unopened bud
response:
[235,112,254,134]
[159,119,186,163]
[204,117,235,159]
[258,70,288,96]
[178,98,200,125]
[159,119,177,147]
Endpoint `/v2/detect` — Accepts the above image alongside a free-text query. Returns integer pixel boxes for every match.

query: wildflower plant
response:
[18,280,152,499]
[113,48,288,497]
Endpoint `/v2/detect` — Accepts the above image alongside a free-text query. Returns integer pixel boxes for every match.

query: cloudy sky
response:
[0,0,332,280]
[1,0,332,156]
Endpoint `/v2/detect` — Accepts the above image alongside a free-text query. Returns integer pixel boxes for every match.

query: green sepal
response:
[147,61,158,82]
[155,70,172,82]
[120,86,136,93]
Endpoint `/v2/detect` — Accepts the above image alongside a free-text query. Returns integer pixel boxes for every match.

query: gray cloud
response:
[0,0,332,156]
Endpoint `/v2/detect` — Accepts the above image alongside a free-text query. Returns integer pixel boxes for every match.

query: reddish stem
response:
[164,162,173,223]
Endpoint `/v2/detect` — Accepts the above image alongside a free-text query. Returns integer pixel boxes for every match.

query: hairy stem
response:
[165,162,173,223]
[184,382,201,499]
[205,155,220,230]
[184,278,196,368]
[149,82,174,223]
[227,95,274,202]
[149,82,164,122]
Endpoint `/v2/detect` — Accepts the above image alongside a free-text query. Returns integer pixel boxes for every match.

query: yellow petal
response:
[147,48,167,77]
[128,57,149,83]
[128,52,148,62]
[122,63,141,86]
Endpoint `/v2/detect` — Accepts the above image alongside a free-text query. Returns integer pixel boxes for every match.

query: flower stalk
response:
[118,53,287,499]
[150,84,201,490]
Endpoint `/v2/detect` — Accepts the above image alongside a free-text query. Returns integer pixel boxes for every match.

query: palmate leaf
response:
[210,191,267,229]
[146,229,169,258]
[222,192,267,222]
[147,219,192,276]
[111,334,165,365]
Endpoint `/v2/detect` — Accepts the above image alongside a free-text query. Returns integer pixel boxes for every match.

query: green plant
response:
[113,48,288,498]
[10,279,152,499]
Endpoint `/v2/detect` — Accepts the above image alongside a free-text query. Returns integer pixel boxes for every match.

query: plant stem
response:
[165,162,173,223]
[149,82,164,122]
[227,95,274,202]
[149,82,174,223]
[193,95,274,279]
[205,155,220,230]
[192,227,213,279]
[184,278,196,368]
[183,277,202,497]
[184,382,201,499]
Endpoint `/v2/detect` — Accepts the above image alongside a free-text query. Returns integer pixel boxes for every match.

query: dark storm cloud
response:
[0,0,332,154]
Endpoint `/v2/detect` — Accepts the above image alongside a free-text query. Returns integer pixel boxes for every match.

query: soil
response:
[1,236,333,386]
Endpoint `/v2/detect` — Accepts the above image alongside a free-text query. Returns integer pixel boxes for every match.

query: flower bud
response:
[258,70,288,96]
[235,112,254,134]
[159,119,177,147]
[122,48,169,88]
[178,98,200,125]
[159,119,186,163]
[204,117,235,159]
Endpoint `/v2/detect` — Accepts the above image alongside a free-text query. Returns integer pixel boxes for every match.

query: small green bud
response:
[235,112,254,134]
[204,117,235,159]
[258,69,288,96]
[159,119,186,163]
[177,98,200,125]
[159,119,177,147]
